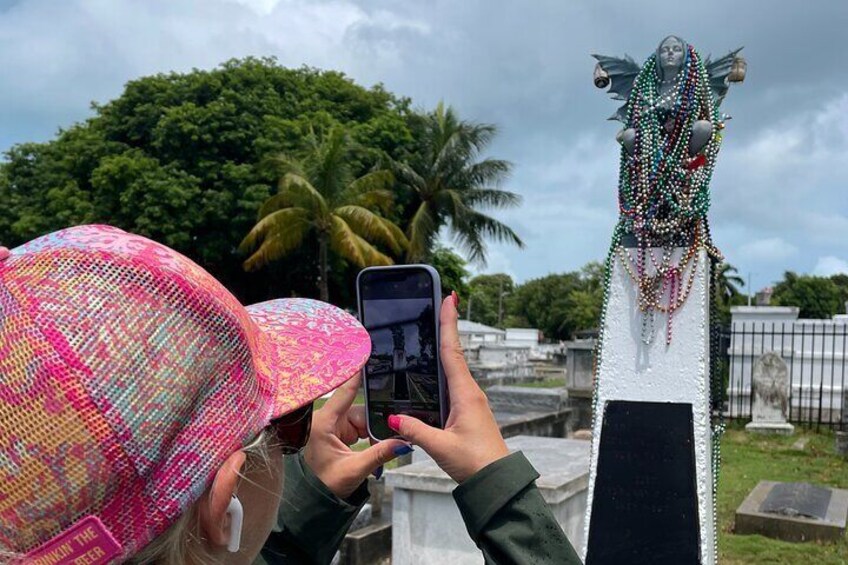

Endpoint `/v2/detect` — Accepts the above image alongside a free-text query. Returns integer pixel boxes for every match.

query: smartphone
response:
[356,265,448,441]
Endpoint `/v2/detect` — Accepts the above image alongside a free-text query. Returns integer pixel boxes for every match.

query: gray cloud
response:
[2,0,847,290]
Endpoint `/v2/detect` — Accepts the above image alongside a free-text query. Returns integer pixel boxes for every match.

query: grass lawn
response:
[718,425,848,564]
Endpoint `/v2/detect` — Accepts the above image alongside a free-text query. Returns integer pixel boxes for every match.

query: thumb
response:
[351,439,409,477]
[389,415,444,455]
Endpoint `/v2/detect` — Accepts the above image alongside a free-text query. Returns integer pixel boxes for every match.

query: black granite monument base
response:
[586,401,701,565]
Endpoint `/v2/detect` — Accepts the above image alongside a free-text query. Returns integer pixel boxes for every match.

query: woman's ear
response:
[199,450,247,547]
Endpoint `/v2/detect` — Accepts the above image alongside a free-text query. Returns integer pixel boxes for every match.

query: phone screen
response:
[359,268,442,439]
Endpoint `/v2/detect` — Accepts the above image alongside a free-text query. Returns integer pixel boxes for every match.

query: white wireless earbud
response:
[226,495,243,553]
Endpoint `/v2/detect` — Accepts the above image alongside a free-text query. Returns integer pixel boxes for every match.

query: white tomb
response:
[386,435,589,565]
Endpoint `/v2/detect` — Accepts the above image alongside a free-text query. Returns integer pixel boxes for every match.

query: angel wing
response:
[592,53,641,122]
[705,47,743,106]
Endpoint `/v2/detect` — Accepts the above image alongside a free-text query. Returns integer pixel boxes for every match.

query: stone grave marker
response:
[736,481,848,542]
[760,482,831,519]
[745,352,794,435]
[565,339,595,395]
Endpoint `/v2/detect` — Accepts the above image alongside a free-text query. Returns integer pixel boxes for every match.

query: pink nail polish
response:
[451,291,459,308]
[387,415,401,431]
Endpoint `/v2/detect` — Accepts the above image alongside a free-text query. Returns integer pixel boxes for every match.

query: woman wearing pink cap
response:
[0,225,579,564]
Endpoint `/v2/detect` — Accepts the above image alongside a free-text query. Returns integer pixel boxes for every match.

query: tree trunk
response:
[318,234,329,302]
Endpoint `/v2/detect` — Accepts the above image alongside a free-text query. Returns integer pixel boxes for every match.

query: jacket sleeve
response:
[452,452,583,565]
[258,452,370,565]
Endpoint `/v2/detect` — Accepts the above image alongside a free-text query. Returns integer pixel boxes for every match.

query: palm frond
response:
[357,238,394,266]
[406,200,437,262]
[451,210,524,264]
[261,153,304,178]
[716,262,745,299]
[257,192,295,220]
[461,122,497,153]
[469,212,524,247]
[461,188,522,209]
[354,189,396,213]
[391,160,427,195]
[280,173,329,217]
[314,127,352,202]
[334,205,408,255]
[329,215,394,267]
[329,215,366,266]
[433,128,468,180]
[452,229,487,266]
[340,170,395,212]
[240,207,311,271]
[463,159,513,187]
[343,170,394,198]
[433,103,497,154]
[440,188,471,217]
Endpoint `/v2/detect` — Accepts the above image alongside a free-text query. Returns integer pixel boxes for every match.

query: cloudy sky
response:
[2,0,847,291]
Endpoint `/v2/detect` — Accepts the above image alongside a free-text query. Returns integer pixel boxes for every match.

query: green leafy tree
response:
[467,273,515,328]
[505,263,604,340]
[0,58,416,305]
[392,102,523,264]
[89,149,201,249]
[240,128,406,301]
[506,273,581,339]
[429,245,470,299]
[831,274,848,312]
[772,272,843,319]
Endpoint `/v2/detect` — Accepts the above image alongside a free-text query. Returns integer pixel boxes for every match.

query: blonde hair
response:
[129,429,276,565]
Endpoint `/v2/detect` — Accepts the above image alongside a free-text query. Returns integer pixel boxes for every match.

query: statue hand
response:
[689,120,713,156]
[619,128,636,155]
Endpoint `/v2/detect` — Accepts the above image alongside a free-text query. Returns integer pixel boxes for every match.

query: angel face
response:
[658,37,685,76]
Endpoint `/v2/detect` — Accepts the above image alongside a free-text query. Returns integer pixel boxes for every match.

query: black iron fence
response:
[719,321,848,430]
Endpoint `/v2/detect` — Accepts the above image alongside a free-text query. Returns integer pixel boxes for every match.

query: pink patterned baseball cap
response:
[0,224,371,562]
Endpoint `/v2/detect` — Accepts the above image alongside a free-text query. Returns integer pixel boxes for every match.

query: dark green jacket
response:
[256,452,582,565]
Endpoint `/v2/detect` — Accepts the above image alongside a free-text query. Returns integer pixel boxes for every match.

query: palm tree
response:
[240,127,407,301]
[393,102,524,264]
[714,262,745,302]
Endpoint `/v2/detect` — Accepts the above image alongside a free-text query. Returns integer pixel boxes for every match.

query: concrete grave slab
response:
[735,481,848,543]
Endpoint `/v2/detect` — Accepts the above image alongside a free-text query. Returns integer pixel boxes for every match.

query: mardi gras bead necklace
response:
[613,46,722,345]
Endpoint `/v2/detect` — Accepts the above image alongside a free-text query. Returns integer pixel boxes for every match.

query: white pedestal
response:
[585,248,714,564]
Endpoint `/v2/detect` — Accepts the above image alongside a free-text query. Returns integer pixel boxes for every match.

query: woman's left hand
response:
[303,374,412,499]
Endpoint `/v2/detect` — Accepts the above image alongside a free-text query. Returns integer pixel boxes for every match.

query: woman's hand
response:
[303,373,411,499]
[387,294,510,483]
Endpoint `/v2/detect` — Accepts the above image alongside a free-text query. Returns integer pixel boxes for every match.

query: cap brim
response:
[247,298,370,419]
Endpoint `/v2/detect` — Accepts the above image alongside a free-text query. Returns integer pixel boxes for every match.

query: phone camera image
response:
[359,268,442,440]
